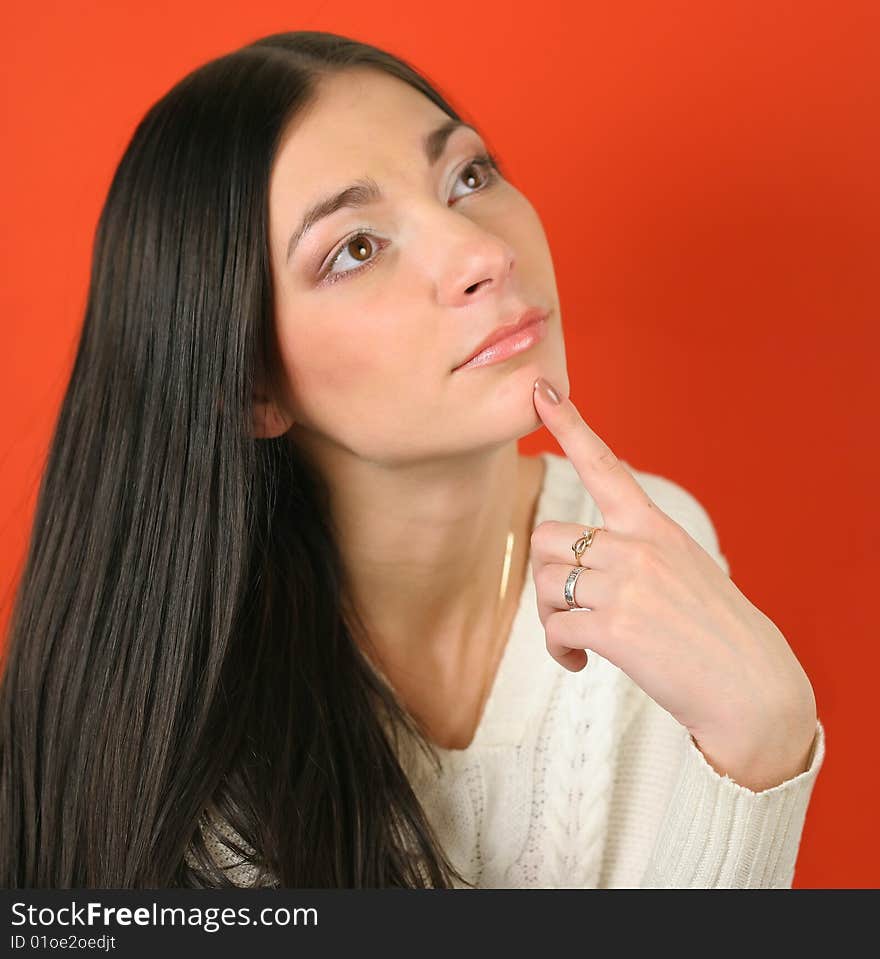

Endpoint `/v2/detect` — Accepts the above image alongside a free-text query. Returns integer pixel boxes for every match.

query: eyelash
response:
[317,151,502,286]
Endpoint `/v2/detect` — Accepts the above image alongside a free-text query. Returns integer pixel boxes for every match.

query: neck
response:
[288,430,544,677]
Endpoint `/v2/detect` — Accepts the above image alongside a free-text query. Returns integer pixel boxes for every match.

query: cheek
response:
[276,313,426,419]
[280,325,368,397]
[276,316,447,462]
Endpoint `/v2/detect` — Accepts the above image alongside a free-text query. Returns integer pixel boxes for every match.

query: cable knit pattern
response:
[190,451,825,888]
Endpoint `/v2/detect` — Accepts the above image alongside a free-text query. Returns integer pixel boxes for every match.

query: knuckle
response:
[534,565,554,596]
[613,576,637,611]
[534,565,547,592]
[594,446,620,474]
[544,613,563,651]
[602,605,621,638]
[530,521,551,550]
[606,604,634,640]
[629,539,657,571]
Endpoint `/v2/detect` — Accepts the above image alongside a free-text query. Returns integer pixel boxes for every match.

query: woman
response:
[0,30,824,889]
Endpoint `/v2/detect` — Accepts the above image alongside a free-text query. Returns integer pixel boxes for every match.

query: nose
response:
[442,230,517,305]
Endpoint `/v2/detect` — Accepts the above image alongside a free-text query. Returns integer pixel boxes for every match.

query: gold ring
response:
[571,526,602,565]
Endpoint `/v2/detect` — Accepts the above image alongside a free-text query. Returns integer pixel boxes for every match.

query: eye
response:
[319,233,385,286]
[448,152,501,202]
[318,151,502,286]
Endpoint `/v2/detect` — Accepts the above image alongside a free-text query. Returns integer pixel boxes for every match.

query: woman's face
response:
[264,67,569,464]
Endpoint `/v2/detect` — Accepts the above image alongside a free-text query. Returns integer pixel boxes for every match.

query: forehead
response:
[275,68,452,169]
[268,68,476,261]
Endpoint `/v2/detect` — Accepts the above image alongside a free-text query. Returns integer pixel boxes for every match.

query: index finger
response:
[532,377,657,532]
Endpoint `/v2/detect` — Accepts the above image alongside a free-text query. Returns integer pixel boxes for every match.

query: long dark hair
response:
[0,30,482,888]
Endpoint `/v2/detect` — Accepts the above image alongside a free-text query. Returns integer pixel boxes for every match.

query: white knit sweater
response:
[195,450,826,888]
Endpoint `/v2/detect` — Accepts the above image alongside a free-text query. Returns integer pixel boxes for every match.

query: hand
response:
[530,377,818,791]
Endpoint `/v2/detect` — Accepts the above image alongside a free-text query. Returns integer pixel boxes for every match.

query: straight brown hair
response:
[0,30,497,888]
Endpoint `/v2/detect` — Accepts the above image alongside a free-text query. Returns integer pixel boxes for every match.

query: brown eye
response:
[321,229,386,285]
[461,160,489,190]
[449,153,500,203]
[346,235,373,262]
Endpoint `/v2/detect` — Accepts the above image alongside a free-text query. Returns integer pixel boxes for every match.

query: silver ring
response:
[564,566,589,609]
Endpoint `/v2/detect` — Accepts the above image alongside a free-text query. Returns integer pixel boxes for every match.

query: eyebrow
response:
[285,118,479,263]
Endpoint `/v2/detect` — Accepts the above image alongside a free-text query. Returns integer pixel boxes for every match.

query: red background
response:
[1,1,876,887]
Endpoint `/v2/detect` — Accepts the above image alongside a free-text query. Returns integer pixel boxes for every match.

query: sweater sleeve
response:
[639,716,825,887]
[598,676,826,888]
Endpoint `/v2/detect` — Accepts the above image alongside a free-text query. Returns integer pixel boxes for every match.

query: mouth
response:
[452,307,551,373]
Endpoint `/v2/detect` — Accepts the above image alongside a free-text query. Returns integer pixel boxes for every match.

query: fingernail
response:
[534,377,561,405]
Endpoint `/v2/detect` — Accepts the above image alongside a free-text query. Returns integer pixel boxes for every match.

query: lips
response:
[455,307,550,371]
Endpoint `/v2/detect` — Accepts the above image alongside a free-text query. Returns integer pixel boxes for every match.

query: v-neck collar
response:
[423,450,595,764]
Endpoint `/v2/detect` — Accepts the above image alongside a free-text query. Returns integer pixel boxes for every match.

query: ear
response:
[252,393,293,439]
